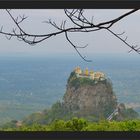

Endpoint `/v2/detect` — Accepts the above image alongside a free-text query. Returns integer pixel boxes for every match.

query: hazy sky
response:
[0,9,140,57]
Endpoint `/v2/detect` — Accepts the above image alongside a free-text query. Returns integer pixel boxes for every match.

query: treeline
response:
[1,117,140,131]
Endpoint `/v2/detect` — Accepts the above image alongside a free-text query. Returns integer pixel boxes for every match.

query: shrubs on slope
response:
[2,118,140,131]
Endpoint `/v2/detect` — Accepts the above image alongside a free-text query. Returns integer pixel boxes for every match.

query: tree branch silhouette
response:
[0,9,139,61]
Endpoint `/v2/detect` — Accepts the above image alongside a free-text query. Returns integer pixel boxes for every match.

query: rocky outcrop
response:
[115,103,139,121]
[63,71,117,119]
[63,71,139,121]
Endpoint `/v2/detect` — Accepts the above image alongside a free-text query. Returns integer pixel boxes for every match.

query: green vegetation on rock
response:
[68,71,109,89]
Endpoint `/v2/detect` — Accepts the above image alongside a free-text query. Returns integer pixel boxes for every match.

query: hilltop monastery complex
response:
[74,66,106,81]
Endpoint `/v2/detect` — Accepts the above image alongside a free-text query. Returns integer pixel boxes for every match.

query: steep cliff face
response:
[63,72,117,119]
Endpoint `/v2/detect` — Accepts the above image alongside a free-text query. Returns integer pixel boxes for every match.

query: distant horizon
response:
[0,51,139,59]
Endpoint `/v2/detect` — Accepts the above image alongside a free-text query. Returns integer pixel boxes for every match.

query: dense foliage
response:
[21,101,69,125]
[1,117,140,131]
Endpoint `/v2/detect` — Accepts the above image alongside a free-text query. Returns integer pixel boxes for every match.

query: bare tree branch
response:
[107,28,140,54]
[65,31,91,62]
[0,9,139,62]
